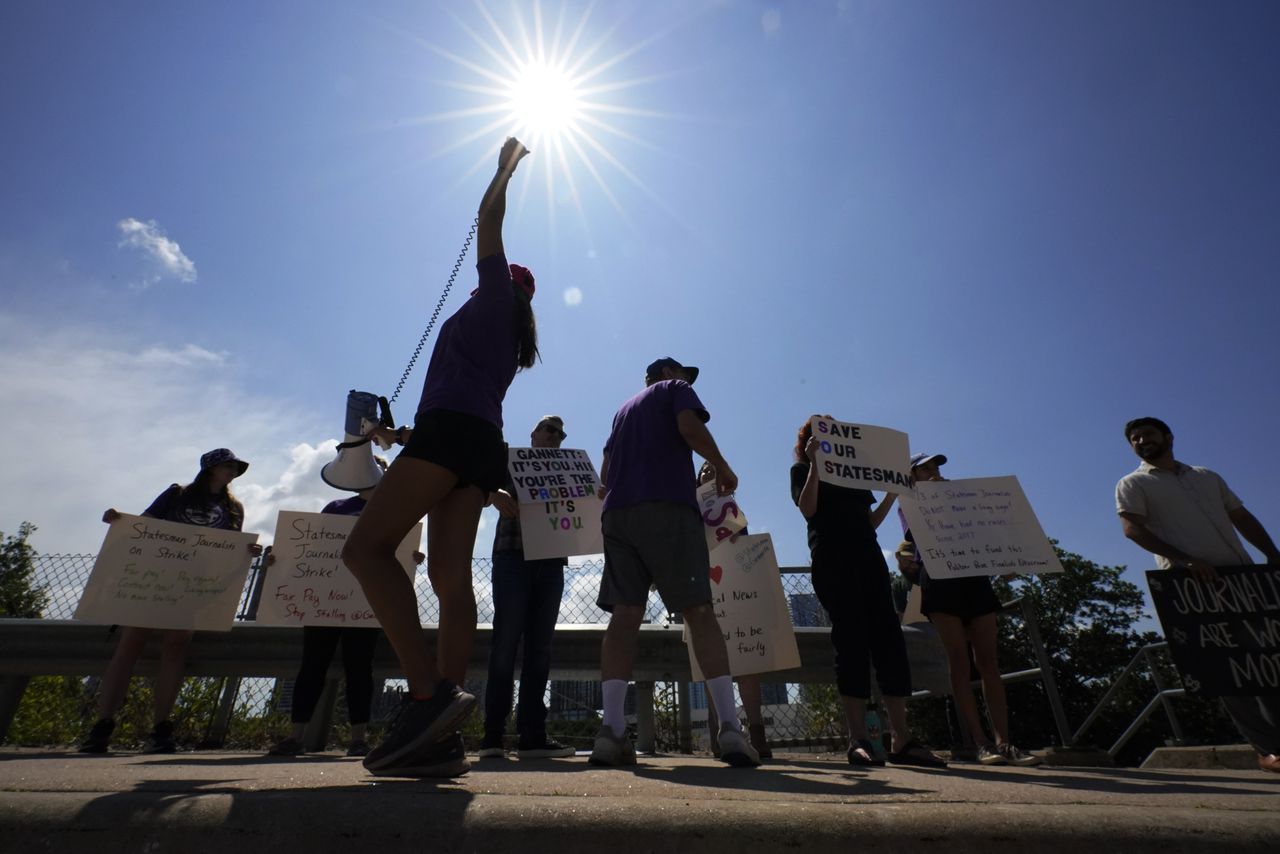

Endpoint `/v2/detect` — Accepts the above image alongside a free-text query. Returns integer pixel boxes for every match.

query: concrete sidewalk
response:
[1,748,1276,853]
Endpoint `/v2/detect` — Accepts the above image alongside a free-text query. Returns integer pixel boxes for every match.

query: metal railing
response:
[1071,641,1186,758]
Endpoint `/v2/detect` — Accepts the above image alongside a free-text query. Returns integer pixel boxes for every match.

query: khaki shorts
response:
[598,501,712,614]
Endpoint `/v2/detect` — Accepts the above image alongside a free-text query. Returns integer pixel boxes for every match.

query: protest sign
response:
[74,514,258,631]
[1147,565,1280,697]
[688,534,800,680]
[898,476,1063,579]
[508,447,603,560]
[254,511,421,627]
[809,416,913,494]
[696,481,748,551]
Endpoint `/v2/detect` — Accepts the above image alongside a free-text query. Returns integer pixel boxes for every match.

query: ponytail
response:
[514,285,539,370]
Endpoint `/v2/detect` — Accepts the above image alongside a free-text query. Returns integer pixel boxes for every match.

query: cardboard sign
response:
[74,514,258,631]
[687,534,801,680]
[254,511,421,627]
[898,476,1063,579]
[1147,565,1280,697]
[508,447,604,560]
[696,481,747,551]
[810,416,913,494]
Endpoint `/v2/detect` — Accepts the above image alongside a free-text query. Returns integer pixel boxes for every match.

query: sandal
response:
[887,739,947,768]
[847,738,884,767]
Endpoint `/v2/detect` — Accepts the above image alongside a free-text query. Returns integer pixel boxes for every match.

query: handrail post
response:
[1020,597,1073,747]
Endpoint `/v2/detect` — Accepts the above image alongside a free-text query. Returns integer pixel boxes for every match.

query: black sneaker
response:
[79,718,115,754]
[142,720,177,754]
[367,732,471,778]
[516,737,575,759]
[362,680,476,774]
[477,735,506,759]
[268,737,305,757]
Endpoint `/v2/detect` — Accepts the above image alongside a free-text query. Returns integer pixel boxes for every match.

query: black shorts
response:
[921,574,1002,624]
[400,408,507,494]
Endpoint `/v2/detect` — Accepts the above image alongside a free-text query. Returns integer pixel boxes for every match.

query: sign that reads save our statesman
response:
[810,416,914,494]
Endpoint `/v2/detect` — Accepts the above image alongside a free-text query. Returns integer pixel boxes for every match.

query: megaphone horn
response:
[321,390,386,492]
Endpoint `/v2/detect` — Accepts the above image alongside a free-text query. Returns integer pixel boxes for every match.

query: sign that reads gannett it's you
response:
[74,514,259,631]
[809,416,914,495]
[508,447,604,560]
[255,511,421,627]
[1147,565,1280,697]
[898,476,1064,580]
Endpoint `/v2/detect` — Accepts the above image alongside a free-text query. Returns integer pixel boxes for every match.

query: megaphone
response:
[321,390,386,492]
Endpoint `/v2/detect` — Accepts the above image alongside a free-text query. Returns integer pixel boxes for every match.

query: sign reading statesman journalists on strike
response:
[810,416,914,494]
[1147,565,1280,697]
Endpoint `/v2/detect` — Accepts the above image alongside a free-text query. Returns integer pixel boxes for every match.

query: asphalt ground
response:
[1,747,1277,853]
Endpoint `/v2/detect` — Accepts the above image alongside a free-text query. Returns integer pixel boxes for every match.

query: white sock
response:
[707,676,741,732]
[602,679,628,737]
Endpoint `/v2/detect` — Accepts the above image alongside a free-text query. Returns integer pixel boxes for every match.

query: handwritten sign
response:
[687,534,800,680]
[254,511,421,627]
[898,476,1063,579]
[696,481,747,551]
[508,447,604,560]
[810,416,913,494]
[74,514,258,631]
[1147,566,1280,697]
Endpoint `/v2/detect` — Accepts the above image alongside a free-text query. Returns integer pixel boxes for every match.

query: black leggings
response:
[811,548,912,699]
[290,626,380,725]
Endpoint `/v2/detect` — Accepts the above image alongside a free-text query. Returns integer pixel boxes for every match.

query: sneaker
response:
[367,732,471,778]
[977,745,1007,766]
[477,734,506,759]
[268,737,305,757]
[517,737,575,759]
[588,725,637,767]
[345,740,369,757]
[142,720,177,754]
[79,718,115,754]
[997,743,1042,766]
[715,724,761,768]
[950,745,979,763]
[363,680,476,774]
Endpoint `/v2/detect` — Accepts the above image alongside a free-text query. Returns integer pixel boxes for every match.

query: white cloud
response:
[0,313,310,556]
[563,286,583,306]
[116,217,197,287]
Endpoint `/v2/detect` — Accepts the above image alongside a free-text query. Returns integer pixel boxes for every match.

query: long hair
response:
[794,420,813,463]
[175,469,245,530]
[514,285,539,370]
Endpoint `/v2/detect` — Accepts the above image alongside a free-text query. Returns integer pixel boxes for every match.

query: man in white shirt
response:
[1116,416,1280,773]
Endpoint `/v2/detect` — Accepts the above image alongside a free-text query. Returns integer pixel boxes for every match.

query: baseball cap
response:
[909,452,947,470]
[645,356,699,385]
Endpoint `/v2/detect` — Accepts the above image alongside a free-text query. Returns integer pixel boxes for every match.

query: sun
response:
[381,1,681,233]
[505,60,584,146]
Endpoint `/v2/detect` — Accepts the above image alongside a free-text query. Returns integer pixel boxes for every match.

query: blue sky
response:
[2,1,1278,614]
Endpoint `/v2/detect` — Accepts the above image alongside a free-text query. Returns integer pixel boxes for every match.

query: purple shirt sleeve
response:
[668,381,709,423]
[142,485,182,518]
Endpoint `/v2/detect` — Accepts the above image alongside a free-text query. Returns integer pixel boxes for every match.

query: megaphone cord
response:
[387,215,480,405]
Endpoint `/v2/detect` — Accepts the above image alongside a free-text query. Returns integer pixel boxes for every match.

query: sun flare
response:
[505,60,584,145]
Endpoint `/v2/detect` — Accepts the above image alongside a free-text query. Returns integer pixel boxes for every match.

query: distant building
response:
[789,592,831,628]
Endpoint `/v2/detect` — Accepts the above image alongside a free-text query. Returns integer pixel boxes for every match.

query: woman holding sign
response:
[897,453,1041,766]
[80,448,260,754]
[791,419,946,768]
[343,137,538,778]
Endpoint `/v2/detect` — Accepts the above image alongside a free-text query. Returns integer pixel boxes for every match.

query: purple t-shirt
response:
[602,380,709,514]
[144,485,241,531]
[416,253,518,428]
[322,496,366,516]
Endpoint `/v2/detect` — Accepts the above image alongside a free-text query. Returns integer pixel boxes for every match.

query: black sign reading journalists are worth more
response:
[1147,565,1280,697]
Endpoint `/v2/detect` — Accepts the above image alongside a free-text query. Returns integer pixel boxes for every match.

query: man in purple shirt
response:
[591,357,759,768]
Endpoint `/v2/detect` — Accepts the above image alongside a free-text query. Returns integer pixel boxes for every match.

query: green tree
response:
[0,522,48,618]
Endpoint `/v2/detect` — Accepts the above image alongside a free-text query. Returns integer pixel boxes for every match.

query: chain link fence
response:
[16,552,842,752]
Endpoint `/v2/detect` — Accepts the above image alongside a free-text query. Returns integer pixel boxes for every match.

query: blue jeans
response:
[484,551,565,743]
